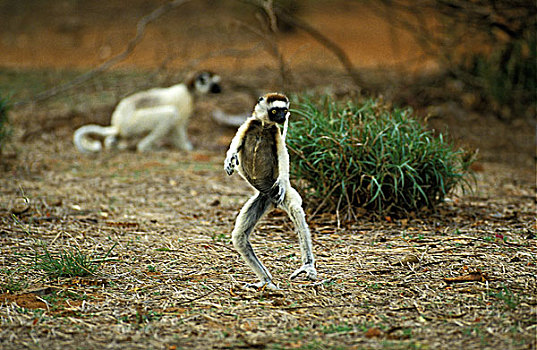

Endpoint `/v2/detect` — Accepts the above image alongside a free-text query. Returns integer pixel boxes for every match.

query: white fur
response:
[271,100,288,109]
[73,125,117,153]
[211,109,248,128]
[73,72,220,153]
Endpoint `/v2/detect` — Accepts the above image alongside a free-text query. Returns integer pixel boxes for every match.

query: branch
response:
[243,0,365,91]
[183,42,266,70]
[232,17,288,88]
[14,0,194,107]
[277,11,366,92]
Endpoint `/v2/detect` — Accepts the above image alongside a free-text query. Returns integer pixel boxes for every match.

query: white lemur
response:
[73,71,221,153]
[224,93,317,290]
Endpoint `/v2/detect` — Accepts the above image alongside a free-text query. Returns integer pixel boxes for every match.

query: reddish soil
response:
[0,0,433,71]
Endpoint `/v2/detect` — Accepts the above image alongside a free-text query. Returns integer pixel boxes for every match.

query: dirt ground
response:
[0,1,536,349]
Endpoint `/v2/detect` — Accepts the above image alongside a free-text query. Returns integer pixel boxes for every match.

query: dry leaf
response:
[365,327,383,338]
[443,271,488,283]
[400,254,419,264]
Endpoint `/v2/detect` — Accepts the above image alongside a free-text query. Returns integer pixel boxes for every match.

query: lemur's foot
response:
[245,280,280,291]
[224,153,239,175]
[181,141,193,152]
[290,264,317,281]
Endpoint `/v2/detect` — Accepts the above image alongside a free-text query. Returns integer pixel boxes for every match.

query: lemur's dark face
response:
[194,71,222,94]
[256,93,290,125]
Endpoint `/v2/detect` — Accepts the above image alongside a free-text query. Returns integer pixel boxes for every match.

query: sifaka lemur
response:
[73,71,221,153]
[224,92,317,290]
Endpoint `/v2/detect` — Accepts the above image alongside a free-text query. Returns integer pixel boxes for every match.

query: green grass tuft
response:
[34,242,116,278]
[287,96,476,218]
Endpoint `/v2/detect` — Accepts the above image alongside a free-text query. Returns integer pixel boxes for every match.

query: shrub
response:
[383,0,536,120]
[34,242,116,277]
[287,97,476,218]
[0,95,11,155]
[461,31,536,119]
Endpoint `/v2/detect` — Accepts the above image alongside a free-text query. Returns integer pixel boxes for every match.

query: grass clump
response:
[34,243,116,278]
[287,96,475,218]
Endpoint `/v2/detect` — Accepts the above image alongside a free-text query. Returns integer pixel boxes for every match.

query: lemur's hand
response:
[224,153,239,176]
[270,178,286,205]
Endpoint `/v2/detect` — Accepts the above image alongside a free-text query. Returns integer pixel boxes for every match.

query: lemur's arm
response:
[281,118,288,143]
[224,118,253,175]
[276,123,290,182]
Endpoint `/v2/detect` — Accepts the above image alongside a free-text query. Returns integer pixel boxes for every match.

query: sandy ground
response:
[0,1,535,349]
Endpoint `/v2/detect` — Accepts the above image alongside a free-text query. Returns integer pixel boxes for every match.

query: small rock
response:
[11,197,30,214]
[400,254,419,264]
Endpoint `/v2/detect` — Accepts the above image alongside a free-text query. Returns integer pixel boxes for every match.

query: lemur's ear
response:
[258,97,264,102]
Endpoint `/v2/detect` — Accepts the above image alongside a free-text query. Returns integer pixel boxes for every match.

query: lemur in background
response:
[73,71,221,153]
[225,93,317,290]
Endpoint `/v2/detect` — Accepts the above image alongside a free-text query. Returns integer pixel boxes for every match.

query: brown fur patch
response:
[240,120,279,194]
[265,93,288,104]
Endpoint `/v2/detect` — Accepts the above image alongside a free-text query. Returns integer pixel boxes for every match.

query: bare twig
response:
[261,0,278,33]
[175,286,218,306]
[274,6,366,92]
[243,0,365,91]
[14,0,194,107]
[232,18,288,88]
[184,42,265,70]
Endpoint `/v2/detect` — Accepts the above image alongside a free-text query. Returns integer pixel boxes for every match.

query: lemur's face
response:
[255,93,290,125]
[194,71,222,94]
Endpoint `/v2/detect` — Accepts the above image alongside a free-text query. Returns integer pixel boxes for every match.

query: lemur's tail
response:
[212,108,248,128]
[73,125,118,153]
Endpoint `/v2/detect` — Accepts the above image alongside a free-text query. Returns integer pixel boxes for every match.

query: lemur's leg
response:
[135,106,178,152]
[232,192,279,290]
[170,122,193,151]
[104,135,118,150]
[279,186,317,281]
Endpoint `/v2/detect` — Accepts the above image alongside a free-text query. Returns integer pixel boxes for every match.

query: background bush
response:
[287,97,476,218]
[379,0,536,121]
[459,31,536,119]
[0,95,10,155]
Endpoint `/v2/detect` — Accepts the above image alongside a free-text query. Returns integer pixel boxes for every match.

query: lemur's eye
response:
[284,109,288,113]
[271,109,277,114]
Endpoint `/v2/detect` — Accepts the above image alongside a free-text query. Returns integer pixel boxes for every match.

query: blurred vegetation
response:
[0,95,11,155]
[379,0,536,120]
[459,30,536,119]
[288,96,476,218]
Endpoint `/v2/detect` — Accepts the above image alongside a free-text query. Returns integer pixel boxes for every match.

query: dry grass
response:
[1,0,535,347]
[0,73,535,349]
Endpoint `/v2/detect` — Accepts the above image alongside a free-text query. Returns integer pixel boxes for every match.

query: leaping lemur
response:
[224,92,317,290]
[73,71,221,153]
